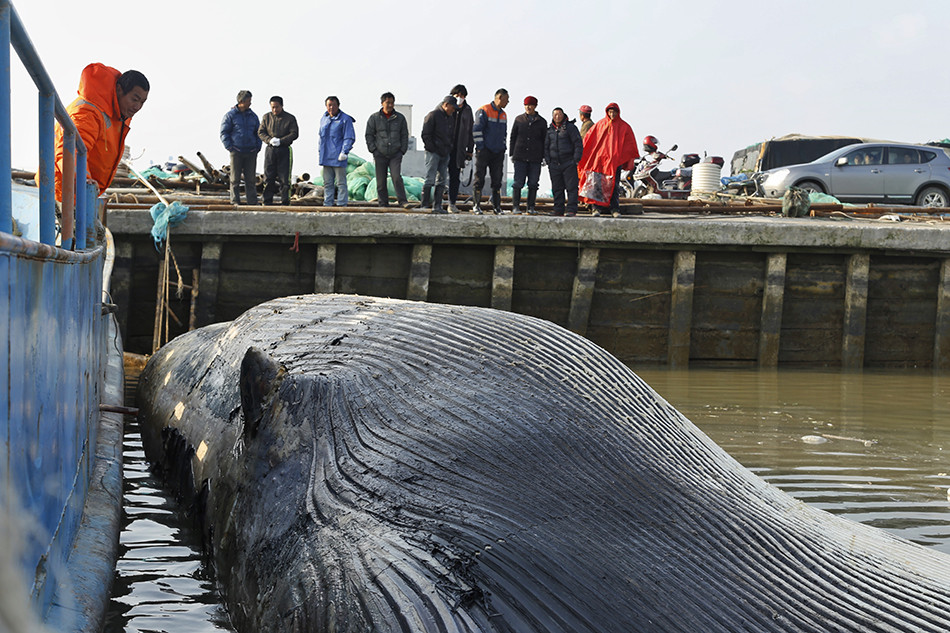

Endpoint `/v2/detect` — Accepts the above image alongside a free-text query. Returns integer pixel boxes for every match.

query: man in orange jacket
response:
[52,63,149,202]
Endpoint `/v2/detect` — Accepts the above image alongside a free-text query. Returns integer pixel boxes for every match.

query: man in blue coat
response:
[220,90,262,205]
[319,96,356,207]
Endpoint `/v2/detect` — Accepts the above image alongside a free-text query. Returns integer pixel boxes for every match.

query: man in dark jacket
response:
[257,96,299,206]
[421,96,457,214]
[447,84,474,214]
[220,90,261,205]
[509,95,547,214]
[365,92,412,208]
[544,107,584,216]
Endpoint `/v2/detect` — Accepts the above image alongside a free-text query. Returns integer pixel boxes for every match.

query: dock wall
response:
[107,210,950,370]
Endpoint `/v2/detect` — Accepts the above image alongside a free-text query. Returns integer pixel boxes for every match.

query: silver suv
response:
[759,142,950,207]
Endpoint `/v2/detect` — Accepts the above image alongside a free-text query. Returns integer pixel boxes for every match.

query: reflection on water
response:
[102,419,234,632]
[633,367,950,554]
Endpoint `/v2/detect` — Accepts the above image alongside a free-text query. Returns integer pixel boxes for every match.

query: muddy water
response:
[634,367,950,554]
[104,368,950,631]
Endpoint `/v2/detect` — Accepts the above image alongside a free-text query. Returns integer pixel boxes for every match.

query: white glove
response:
[338,152,347,162]
[269,137,280,147]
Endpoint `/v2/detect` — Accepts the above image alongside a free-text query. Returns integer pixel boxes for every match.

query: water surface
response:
[634,367,950,553]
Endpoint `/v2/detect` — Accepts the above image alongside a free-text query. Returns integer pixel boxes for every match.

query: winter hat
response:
[579,104,593,114]
[524,96,538,106]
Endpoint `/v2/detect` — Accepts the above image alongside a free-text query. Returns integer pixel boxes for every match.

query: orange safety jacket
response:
[51,63,132,202]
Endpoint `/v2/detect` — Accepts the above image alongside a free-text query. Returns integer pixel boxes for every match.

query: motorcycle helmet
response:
[680,153,700,168]
[643,135,659,153]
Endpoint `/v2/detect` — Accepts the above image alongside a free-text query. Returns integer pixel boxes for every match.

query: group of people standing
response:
[220,90,360,208]
[220,85,641,217]
[220,90,301,206]
[423,87,640,217]
[422,87,642,217]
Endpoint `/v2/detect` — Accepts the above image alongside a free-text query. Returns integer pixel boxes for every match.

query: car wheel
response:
[916,186,949,208]
[795,180,825,194]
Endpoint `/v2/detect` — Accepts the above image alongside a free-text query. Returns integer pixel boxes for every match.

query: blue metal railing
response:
[2,0,98,249]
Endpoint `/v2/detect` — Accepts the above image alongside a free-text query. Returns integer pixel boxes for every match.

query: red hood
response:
[605,102,620,117]
[76,63,122,120]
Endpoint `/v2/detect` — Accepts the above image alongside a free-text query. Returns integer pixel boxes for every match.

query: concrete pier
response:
[107,208,950,369]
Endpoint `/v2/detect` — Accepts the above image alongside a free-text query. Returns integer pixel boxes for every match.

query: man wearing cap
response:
[420,96,457,214]
[578,105,594,140]
[472,88,509,214]
[509,96,547,214]
[258,96,299,206]
[221,90,262,205]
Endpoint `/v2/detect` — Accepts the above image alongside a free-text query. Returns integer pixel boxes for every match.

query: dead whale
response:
[137,294,950,632]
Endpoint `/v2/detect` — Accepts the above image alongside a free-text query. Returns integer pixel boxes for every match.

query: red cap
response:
[524,96,538,106]
[579,104,593,114]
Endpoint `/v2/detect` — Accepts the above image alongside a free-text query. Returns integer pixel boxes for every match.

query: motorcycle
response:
[623,144,706,200]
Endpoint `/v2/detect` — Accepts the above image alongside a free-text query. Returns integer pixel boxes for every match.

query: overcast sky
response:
[9,0,948,178]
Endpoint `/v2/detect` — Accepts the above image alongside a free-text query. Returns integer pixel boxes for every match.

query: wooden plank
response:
[865,256,939,367]
[189,268,199,331]
[842,253,870,369]
[193,241,222,328]
[588,324,669,364]
[406,244,433,302]
[935,259,950,370]
[315,243,337,294]
[568,248,600,336]
[428,244,494,308]
[758,253,787,368]
[668,250,696,368]
[151,258,166,354]
[492,245,515,311]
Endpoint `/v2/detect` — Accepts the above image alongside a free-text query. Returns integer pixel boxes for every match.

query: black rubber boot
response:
[526,189,537,214]
[431,185,447,214]
[421,186,432,209]
[491,190,502,214]
[511,190,521,215]
[472,188,484,214]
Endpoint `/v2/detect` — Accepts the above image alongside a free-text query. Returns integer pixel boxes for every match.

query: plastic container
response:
[691,162,722,194]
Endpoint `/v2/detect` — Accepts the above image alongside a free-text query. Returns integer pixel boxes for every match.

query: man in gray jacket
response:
[258,95,299,206]
[365,92,412,208]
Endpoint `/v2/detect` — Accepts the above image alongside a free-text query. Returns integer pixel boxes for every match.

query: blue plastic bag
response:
[150,201,189,250]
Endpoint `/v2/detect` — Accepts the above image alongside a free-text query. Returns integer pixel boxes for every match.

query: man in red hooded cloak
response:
[577,103,639,216]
